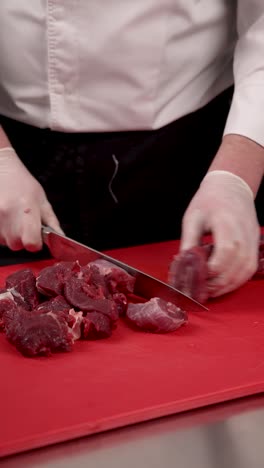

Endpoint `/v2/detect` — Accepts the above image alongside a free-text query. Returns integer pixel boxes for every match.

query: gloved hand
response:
[0,147,63,251]
[180,170,260,298]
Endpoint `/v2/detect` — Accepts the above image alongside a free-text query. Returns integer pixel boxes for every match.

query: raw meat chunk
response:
[168,237,264,301]
[82,312,112,339]
[254,235,264,277]
[1,304,19,331]
[88,259,135,294]
[168,246,209,303]
[3,307,73,357]
[65,288,119,321]
[36,295,71,314]
[1,251,194,357]
[112,292,128,316]
[77,264,111,299]
[6,269,39,310]
[127,297,187,333]
[0,289,16,330]
[36,296,83,340]
[64,266,119,321]
[36,261,79,297]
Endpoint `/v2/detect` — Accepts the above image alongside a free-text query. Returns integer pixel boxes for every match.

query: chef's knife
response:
[42,225,208,312]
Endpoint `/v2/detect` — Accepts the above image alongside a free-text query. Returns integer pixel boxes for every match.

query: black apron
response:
[3,86,259,264]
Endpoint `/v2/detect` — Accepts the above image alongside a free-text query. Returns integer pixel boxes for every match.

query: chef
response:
[0,1,263,299]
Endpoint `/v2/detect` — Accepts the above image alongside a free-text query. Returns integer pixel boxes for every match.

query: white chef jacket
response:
[0,1,264,147]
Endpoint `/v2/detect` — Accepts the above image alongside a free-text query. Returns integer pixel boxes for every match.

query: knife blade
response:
[42,226,208,312]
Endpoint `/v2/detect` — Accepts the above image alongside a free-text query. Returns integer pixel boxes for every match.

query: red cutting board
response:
[1,240,264,458]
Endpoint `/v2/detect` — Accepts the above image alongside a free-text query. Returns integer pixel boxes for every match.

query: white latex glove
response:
[180,170,260,298]
[0,147,63,251]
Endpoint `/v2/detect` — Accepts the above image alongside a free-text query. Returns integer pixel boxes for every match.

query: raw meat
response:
[6,269,39,310]
[168,246,209,303]
[77,264,111,299]
[36,295,71,314]
[112,292,128,316]
[127,297,187,333]
[1,303,19,331]
[36,296,83,340]
[64,266,119,321]
[0,289,16,330]
[36,261,79,297]
[168,236,264,304]
[3,307,73,357]
[0,255,191,357]
[82,312,112,340]
[254,235,264,277]
[65,290,118,321]
[88,259,136,294]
